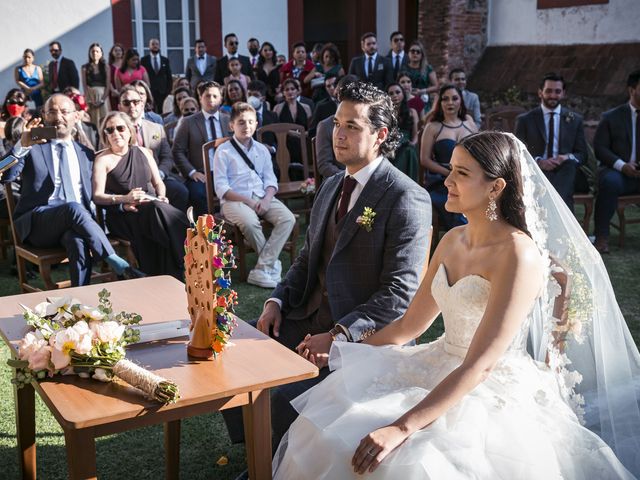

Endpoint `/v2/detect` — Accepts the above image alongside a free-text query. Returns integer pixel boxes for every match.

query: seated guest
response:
[1,89,27,122]
[162,77,192,115]
[114,49,150,93]
[130,79,163,124]
[279,42,315,99]
[168,96,199,142]
[387,82,419,182]
[449,68,481,127]
[63,87,99,151]
[162,86,191,126]
[93,111,188,279]
[305,43,345,103]
[593,70,640,254]
[214,102,295,288]
[255,41,281,106]
[0,117,25,220]
[515,72,587,210]
[315,115,344,181]
[274,78,312,179]
[1,94,142,285]
[223,57,250,92]
[309,72,341,134]
[247,80,278,157]
[119,86,189,212]
[398,72,426,120]
[420,84,476,229]
[220,79,247,115]
[172,81,231,217]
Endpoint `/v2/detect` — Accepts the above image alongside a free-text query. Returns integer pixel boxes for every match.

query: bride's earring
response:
[486,198,498,222]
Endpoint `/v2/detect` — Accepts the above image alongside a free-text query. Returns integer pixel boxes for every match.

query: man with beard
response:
[348,33,393,90]
[0,94,143,284]
[247,37,260,72]
[515,72,587,209]
[141,38,172,113]
[48,41,79,93]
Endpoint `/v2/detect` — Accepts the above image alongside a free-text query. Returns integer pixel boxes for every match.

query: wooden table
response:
[0,276,318,480]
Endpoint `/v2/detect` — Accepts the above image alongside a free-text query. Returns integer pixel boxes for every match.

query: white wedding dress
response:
[273,263,634,479]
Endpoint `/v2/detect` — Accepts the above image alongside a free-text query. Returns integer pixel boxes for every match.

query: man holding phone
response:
[0,94,143,285]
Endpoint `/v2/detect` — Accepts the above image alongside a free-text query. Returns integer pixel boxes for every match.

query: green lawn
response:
[0,206,639,479]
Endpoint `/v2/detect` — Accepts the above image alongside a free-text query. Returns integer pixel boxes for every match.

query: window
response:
[537,0,608,8]
[131,0,199,74]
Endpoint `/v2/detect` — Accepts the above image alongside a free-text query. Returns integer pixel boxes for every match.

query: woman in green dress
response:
[387,82,419,182]
[402,41,439,114]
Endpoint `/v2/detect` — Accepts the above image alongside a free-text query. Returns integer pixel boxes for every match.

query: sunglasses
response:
[104,125,127,135]
[227,41,239,46]
[8,99,25,106]
[409,49,422,54]
[121,99,142,107]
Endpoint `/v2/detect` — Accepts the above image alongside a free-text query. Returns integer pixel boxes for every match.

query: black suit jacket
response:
[348,54,393,90]
[310,98,338,133]
[386,51,408,77]
[2,142,93,241]
[214,55,253,84]
[594,103,635,168]
[49,57,80,92]
[515,106,587,164]
[140,54,173,97]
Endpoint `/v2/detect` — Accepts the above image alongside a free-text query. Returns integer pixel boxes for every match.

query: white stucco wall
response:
[220,0,288,58]
[0,0,113,101]
[377,0,400,55]
[488,0,640,46]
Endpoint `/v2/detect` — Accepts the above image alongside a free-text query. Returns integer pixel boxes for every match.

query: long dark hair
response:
[429,84,467,124]
[120,49,140,73]
[108,43,125,65]
[224,79,247,106]
[84,43,106,77]
[386,82,413,135]
[458,131,531,237]
[258,41,277,67]
[1,89,26,120]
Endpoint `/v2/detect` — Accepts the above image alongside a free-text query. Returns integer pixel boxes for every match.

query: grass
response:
[0,205,639,479]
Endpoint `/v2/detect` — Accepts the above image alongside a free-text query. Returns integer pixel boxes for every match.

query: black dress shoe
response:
[121,266,146,279]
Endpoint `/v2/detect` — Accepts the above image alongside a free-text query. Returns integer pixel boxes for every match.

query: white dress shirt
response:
[213,137,278,204]
[391,51,404,69]
[343,156,384,213]
[48,140,83,206]
[541,103,561,159]
[365,53,378,77]
[196,54,207,76]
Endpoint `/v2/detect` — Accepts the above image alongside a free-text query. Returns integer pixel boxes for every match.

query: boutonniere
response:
[300,178,315,195]
[356,207,376,232]
[563,111,575,123]
[152,133,160,140]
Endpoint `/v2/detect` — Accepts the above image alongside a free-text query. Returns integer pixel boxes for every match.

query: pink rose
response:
[28,345,53,372]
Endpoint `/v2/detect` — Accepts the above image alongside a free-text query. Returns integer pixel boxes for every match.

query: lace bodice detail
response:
[432,263,529,356]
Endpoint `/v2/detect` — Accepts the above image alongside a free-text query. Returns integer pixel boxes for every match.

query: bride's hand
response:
[352,425,409,474]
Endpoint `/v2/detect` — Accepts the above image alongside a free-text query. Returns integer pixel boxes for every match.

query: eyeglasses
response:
[45,109,74,116]
[7,99,25,106]
[393,38,405,42]
[121,99,142,107]
[104,125,127,135]
[409,49,422,54]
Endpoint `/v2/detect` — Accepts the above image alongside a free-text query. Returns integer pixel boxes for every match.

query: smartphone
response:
[30,126,57,142]
[0,155,18,175]
[140,193,159,201]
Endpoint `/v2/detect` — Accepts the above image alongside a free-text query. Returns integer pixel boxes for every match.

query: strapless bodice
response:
[431,263,529,356]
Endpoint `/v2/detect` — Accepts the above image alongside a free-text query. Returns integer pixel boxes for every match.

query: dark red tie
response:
[336,176,358,222]
[52,60,59,91]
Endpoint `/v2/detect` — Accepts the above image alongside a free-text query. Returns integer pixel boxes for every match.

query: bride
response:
[273,131,640,479]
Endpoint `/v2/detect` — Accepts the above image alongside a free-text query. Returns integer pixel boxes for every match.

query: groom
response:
[223,80,432,450]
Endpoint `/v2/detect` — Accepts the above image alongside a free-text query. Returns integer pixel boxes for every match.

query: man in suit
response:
[48,41,79,93]
[185,39,216,91]
[515,72,587,209]
[247,37,261,73]
[223,81,432,451]
[309,73,340,134]
[315,114,344,182]
[348,32,394,90]
[450,68,481,127]
[1,94,142,285]
[118,86,189,212]
[214,33,253,84]
[387,31,408,80]
[172,81,231,216]
[140,38,172,114]
[593,70,640,254]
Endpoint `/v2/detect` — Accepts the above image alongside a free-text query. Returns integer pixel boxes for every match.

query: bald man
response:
[1,94,143,284]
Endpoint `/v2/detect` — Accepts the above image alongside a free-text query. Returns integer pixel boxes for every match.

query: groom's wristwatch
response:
[329,326,349,342]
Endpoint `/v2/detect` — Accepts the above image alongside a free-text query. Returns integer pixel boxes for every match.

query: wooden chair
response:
[0,217,11,260]
[610,194,640,248]
[484,106,526,133]
[4,184,116,292]
[202,139,300,281]
[573,193,594,234]
[310,135,322,188]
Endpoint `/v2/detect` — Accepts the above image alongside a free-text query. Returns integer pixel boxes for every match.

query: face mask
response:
[247,96,262,110]
[7,104,25,117]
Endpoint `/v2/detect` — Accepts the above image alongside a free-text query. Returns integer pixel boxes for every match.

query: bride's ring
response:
[367,448,376,456]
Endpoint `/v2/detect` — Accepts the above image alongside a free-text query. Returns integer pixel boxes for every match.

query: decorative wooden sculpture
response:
[184,214,237,359]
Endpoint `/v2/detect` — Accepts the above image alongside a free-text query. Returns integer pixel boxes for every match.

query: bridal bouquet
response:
[9,289,180,404]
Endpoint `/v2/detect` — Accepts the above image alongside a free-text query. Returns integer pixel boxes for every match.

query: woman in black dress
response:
[92,111,188,279]
[256,41,281,106]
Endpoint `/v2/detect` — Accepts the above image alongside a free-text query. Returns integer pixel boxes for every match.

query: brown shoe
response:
[594,237,610,254]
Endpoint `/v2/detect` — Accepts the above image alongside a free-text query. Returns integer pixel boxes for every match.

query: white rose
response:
[91,321,125,344]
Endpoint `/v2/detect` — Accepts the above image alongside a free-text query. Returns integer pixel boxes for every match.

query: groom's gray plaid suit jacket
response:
[272,159,432,341]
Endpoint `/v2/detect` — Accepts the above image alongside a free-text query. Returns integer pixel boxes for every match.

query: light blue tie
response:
[56,143,78,203]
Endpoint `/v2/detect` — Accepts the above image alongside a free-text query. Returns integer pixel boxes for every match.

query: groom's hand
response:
[257,301,282,337]
[296,333,332,368]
